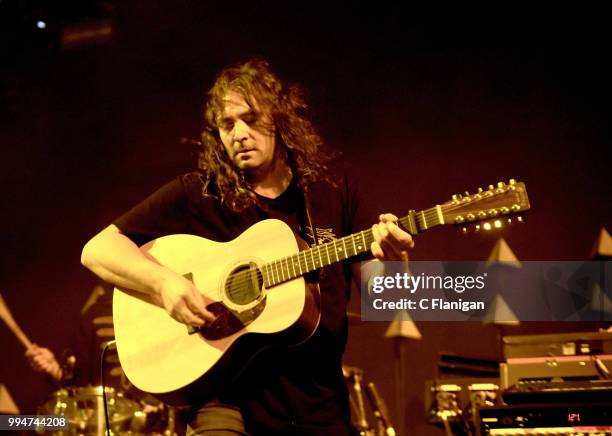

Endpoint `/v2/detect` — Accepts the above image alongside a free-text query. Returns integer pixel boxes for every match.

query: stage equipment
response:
[343,365,395,436]
[503,331,612,359]
[38,386,140,435]
[476,402,612,436]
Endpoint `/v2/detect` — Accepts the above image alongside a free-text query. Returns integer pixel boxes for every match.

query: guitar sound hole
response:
[225,262,263,305]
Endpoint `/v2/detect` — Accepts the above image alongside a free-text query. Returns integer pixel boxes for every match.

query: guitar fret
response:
[266,263,274,286]
[299,251,308,274]
[284,257,291,280]
[309,247,315,271]
[288,254,295,279]
[283,258,289,279]
[280,257,287,281]
[288,256,295,279]
[279,260,283,283]
[340,237,347,260]
[420,210,428,230]
[308,248,315,271]
[359,231,366,252]
[316,244,323,268]
[274,260,281,285]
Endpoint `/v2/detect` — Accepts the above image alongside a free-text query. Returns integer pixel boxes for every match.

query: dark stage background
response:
[1,3,610,435]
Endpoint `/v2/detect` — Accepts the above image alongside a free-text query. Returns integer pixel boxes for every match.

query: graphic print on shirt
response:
[305,226,337,245]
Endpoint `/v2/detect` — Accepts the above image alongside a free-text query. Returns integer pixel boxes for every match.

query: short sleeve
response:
[113,176,192,246]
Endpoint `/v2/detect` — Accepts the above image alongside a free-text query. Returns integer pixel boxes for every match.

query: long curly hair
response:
[199,58,335,212]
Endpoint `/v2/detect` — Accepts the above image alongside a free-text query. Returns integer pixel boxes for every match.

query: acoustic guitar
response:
[113,180,530,405]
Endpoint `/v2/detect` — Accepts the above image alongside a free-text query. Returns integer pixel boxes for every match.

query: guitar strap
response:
[301,185,318,248]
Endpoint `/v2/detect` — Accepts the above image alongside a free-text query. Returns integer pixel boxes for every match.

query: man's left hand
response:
[370,213,415,261]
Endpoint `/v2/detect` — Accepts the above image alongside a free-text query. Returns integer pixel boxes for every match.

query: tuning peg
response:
[500,206,510,214]
[466,213,475,221]
[454,216,465,224]
[464,191,470,196]
[511,204,521,212]
[517,215,524,223]
[488,184,495,191]
[474,224,481,232]
[482,222,491,231]
[497,181,505,188]
[509,179,516,185]
[493,219,503,229]
[477,187,484,193]
[488,209,499,217]
[462,227,468,234]
[477,211,487,219]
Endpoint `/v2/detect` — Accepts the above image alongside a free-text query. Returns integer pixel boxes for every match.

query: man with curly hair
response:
[82,59,413,435]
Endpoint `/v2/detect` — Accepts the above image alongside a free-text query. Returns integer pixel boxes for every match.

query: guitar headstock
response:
[440,179,530,231]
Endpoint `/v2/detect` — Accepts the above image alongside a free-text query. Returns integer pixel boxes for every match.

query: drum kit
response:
[37,386,177,436]
[0,293,177,436]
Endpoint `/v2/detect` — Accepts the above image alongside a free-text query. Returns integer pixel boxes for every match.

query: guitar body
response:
[113,219,321,406]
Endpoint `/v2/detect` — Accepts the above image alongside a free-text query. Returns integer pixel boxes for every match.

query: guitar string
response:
[220,230,379,298]
[215,200,518,299]
[198,193,518,302]
[219,209,452,298]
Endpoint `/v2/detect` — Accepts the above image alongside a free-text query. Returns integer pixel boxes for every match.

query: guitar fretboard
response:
[261,205,443,287]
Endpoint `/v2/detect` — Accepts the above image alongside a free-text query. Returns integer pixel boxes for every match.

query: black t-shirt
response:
[114,169,373,434]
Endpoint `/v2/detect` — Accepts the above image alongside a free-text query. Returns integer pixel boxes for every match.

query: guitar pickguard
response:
[198,298,267,340]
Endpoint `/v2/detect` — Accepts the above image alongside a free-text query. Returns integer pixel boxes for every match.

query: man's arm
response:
[81,224,213,327]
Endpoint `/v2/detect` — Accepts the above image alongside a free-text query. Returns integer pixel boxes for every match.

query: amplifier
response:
[500,354,612,388]
[476,403,612,436]
[502,379,612,404]
[503,331,612,359]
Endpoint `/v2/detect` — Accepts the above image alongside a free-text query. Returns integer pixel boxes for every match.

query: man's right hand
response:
[156,274,215,328]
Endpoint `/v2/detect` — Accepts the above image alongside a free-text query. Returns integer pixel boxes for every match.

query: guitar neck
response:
[261,205,443,288]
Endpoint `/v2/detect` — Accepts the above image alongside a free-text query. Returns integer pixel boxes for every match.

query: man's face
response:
[218,91,277,178]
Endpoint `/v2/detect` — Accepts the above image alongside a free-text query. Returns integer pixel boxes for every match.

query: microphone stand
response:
[365,382,396,436]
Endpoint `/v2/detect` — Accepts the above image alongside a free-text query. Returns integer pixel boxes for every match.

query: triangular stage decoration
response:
[482,293,520,325]
[486,238,521,268]
[384,310,422,340]
[80,283,107,315]
[0,384,19,414]
[586,282,612,316]
[590,227,612,258]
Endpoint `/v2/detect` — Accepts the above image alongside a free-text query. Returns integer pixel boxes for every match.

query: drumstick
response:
[0,293,33,349]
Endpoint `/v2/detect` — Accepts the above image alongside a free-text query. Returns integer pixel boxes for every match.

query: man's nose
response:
[232,120,249,143]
